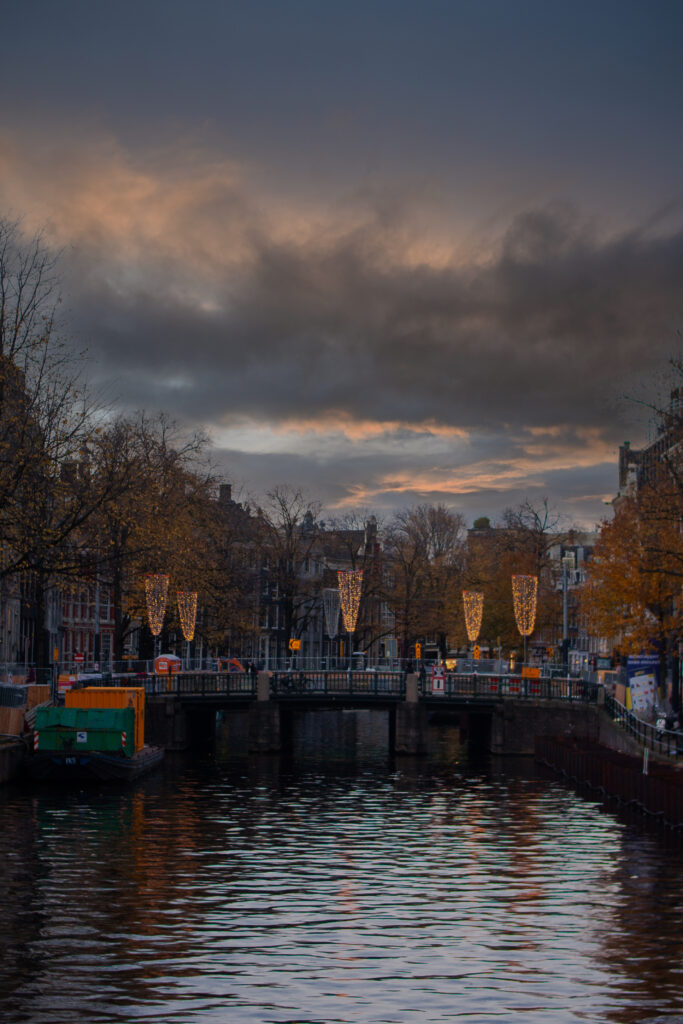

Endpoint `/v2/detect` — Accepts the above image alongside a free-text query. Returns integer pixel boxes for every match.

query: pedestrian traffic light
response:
[473,645,481,660]
[415,642,422,659]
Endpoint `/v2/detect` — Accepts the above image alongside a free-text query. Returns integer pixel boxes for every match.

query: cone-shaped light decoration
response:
[323,587,341,637]
[337,569,363,633]
[145,573,169,637]
[463,590,484,643]
[512,575,538,636]
[177,591,198,642]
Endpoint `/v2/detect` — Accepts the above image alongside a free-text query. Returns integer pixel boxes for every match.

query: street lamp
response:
[463,590,484,649]
[511,574,538,666]
[144,573,169,658]
[177,591,198,668]
[337,569,363,673]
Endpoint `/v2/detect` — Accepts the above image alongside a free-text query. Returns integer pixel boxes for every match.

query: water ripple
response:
[1,717,683,1023]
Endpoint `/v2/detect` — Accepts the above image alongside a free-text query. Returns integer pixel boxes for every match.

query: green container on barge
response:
[34,707,136,757]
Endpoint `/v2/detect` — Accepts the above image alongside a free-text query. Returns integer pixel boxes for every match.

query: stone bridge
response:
[143,670,605,756]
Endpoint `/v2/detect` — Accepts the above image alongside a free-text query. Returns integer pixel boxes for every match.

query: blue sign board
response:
[626,654,660,688]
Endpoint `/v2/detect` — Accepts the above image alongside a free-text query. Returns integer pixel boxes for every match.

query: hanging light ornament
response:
[511,575,538,636]
[145,573,169,637]
[462,591,484,643]
[177,591,198,642]
[323,587,341,637]
[337,569,363,634]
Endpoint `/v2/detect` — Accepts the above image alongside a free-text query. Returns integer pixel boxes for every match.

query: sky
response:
[1,0,682,529]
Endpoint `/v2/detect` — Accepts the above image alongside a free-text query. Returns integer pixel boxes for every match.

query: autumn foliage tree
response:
[581,486,683,667]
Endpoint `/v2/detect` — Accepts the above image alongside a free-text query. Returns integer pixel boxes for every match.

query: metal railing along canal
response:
[92,670,600,705]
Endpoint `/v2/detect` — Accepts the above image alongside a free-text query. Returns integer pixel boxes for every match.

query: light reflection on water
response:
[1,709,683,1023]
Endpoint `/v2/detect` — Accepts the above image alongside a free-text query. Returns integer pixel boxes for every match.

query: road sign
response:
[74,652,84,664]
[431,664,445,695]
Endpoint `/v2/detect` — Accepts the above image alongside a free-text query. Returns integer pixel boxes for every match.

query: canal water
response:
[2,710,683,1024]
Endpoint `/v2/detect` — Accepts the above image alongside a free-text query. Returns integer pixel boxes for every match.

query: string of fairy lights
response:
[511,574,538,637]
[177,591,198,642]
[144,568,538,661]
[459,576,538,655]
[462,591,484,643]
[337,569,363,634]
[144,574,198,644]
[144,574,169,637]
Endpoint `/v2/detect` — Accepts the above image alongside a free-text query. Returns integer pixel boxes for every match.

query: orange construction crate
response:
[65,687,145,752]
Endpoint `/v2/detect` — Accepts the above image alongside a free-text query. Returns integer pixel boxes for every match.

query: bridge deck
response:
[138,671,598,706]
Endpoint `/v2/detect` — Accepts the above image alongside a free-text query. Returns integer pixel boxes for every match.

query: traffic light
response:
[415,642,422,660]
[473,645,481,660]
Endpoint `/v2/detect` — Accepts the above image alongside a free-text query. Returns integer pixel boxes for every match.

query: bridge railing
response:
[441,674,598,701]
[604,693,683,758]
[84,670,600,704]
[270,671,403,697]
[135,672,256,699]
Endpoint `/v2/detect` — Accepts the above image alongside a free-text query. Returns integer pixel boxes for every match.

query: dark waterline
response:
[1,710,683,1024]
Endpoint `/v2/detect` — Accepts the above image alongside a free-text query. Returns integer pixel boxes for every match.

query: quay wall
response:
[536,735,683,828]
[490,700,600,755]
[0,739,26,783]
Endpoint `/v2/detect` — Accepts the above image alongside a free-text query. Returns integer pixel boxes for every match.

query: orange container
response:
[65,687,145,752]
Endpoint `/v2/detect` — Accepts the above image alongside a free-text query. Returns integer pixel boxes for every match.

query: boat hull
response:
[27,745,164,783]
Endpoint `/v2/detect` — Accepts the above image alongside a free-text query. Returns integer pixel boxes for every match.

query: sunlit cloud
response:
[211,413,470,446]
[331,447,618,508]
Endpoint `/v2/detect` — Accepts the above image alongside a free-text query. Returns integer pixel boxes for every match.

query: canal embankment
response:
[0,737,26,782]
[536,734,683,828]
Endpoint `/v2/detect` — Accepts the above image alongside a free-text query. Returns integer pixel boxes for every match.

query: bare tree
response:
[384,504,467,659]
[255,486,323,659]
[0,218,101,581]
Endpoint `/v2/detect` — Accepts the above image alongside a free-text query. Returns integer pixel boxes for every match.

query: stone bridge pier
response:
[394,674,428,755]
[490,699,601,754]
[248,673,281,752]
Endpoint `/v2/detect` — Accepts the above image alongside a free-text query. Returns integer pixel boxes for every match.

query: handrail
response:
[604,693,683,759]
[88,670,601,704]
[442,673,595,702]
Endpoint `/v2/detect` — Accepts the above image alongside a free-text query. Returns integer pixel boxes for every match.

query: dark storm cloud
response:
[2,0,682,527]
[65,197,682,439]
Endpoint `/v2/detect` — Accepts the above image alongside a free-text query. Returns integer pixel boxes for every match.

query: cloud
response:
[2,130,679,427]
[0,127,679,524]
